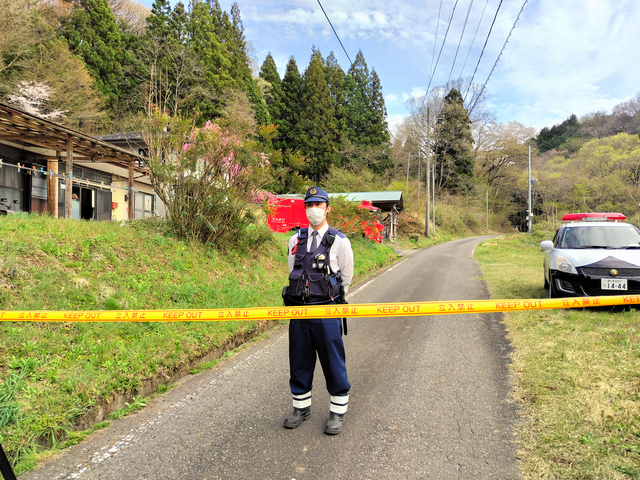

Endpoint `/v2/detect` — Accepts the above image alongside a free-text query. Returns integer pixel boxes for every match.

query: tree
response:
[433,88,474,193]
[279,56,303,151]
[7,81,67,120]
[324,51,347,141]
[138,2,207,118]
[475,121,536,188]
[187,0,233,118]
[344,50,371,145]
[61,0,125,109]
[108,0,149,35]
[577,133,640,187]
[224,3,269,125]
[259,53,285,125]
[612,92,640,117]
[297,54,338,182]
[0,1,105,132]
[368,69,389,146]
[145,0,172,38]
[536,114,582,153]
[0,0,49,80]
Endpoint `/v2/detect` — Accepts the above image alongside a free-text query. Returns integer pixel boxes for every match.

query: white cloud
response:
[387,113,410,138]
[480,0,640,128]
[140,0,640,130]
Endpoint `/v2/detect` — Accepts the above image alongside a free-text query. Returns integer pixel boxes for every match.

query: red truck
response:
[267,196,384,243]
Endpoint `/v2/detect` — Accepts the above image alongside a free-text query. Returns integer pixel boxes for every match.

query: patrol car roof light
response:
[561,212,626,222]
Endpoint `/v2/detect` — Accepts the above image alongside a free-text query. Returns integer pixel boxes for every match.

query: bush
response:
[137,111,272,250]
[328,196,380,240]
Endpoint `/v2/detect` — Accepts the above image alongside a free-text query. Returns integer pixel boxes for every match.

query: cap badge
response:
[310,188,317,195]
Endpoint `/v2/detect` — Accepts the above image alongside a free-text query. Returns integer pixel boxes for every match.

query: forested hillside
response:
[2,0,639,233]
[394,80,640,230]
[0,0,390,195]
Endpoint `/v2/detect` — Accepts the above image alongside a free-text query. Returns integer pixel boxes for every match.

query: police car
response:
[540,213,640,297]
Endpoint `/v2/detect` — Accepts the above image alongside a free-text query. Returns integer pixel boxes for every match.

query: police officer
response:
[283,187,354,435]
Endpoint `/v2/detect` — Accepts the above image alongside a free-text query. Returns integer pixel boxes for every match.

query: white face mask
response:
[306,206,326,226]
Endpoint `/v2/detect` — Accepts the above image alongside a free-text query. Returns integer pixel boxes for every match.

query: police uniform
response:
[283,187,354,435]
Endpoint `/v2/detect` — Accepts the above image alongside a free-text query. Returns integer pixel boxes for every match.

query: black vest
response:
[286,228,343,305]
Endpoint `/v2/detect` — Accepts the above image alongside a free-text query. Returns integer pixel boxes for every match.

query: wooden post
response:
[47,153,59,218]
[65,139,73,219]
[128,160,134,220]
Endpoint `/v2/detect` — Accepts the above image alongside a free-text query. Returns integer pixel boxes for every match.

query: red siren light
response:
[561,212,626,222]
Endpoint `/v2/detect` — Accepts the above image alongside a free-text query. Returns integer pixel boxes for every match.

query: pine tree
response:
[434,88,474,193]
[368,69,389,145]
[279,56,303,152]
[170,1,190,42]
[141,1,205,117]
[298,54,338,182]
[344,50,372,145]
[187,0,233,118]
[324,51,348,140]
[203,2,268,125]
[259,53,285,128]
[310,45,325,65]
[61,0,124,109]
[146,0,173,38]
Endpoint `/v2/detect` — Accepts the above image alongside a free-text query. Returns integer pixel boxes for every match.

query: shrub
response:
[137,111,272,249]
[328,196,380,240]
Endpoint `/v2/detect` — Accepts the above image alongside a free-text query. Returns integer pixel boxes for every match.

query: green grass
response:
[0,215,398,473]
[476,233,640,479]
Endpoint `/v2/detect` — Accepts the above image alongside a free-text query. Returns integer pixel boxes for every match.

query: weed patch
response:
[0,215,398,473]
[476,233,640,479]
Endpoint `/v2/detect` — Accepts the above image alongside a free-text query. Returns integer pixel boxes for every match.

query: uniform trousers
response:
[289,317,350,399]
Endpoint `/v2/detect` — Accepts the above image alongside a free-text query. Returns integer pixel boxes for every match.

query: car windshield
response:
[560,225,640,249]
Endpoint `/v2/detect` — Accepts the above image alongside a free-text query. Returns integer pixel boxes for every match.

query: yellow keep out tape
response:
[1,295,638,322]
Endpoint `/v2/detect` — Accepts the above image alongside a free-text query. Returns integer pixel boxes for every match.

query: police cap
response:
[304,186,330,204]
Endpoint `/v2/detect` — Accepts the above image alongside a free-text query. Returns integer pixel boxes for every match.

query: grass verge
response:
[0,215,397,473]
[475,233,640,479]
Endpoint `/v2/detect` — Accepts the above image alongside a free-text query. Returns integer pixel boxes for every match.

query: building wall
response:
[111,179,158,221]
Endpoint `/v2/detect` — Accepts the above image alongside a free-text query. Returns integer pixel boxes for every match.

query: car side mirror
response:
[540,240,554,252]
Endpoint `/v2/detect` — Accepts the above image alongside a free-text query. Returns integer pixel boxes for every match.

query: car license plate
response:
[601,278,627,290]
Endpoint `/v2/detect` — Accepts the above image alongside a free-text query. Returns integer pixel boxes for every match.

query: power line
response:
[316,0,353,66]
[458,0,490,79]
[421,0,461,107]
[468,0,529,114]
[429,0,444,84]
[447,0,476,84]
[463,0,504,101]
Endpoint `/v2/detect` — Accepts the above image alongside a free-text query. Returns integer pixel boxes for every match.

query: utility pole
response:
[405,152,411,194]
[486,189,489,232]
[528,145,532,234]
[432,163,436,236]
[424,107,430,237]
[417,151,421,200]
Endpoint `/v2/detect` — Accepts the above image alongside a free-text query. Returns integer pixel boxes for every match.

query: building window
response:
[135,191,154,218]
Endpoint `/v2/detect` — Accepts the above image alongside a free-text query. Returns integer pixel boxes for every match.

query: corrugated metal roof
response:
[95,132,143,141]
[274,191,404,211]
[0,102,142,164]
[329,191,403,212]
[329,191,403,202]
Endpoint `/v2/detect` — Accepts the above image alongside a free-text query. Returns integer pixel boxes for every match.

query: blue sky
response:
[136,0,640,134]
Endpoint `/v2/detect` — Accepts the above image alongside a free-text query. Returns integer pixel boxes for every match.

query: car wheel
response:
[544,270,549,290]
[548,277,558,298]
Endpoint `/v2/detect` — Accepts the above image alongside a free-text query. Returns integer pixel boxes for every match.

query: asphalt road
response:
[23,235,520,480]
